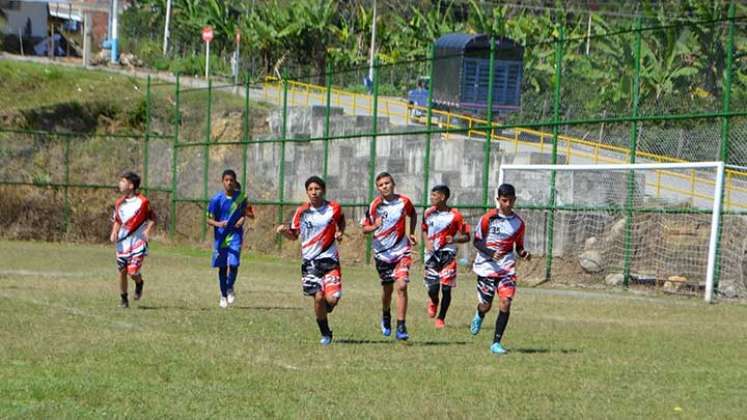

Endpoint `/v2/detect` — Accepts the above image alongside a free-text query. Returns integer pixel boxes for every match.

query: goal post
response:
[498,161,726,303]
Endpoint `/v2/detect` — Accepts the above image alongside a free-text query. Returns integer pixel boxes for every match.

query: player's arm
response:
[143,208,156,242]
[407,205,418,245]
[335,213,346,242]
[473,235,495,258]
[515,224,530,260]
[110,220,121,243]
[360,210,381,234]
[275,223,299,240]
[453,227,471,244]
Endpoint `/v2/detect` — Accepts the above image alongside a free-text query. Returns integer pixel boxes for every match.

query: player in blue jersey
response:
[206,169,254,308]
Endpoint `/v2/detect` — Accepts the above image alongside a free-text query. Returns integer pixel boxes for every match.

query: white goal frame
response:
[499,161,726,303]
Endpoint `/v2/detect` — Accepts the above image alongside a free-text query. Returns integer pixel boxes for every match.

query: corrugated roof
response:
[435,33,522,52]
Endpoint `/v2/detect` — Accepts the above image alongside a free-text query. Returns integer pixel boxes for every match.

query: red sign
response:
[202,26,213,43]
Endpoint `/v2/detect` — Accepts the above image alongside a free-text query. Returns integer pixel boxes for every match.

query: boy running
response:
[422,185,470,329]
[110,171,156,308]
[470,184,530,355]
[207,169,254,308]
[361,172,417,340]
[276,176,345,345]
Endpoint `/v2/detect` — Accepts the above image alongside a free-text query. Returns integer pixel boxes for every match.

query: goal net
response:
[498,162,728,302]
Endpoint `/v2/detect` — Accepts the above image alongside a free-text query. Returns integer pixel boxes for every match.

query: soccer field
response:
[1,240,746,418]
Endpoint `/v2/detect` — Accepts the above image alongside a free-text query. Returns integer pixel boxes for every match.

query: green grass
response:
[1,240,746,419]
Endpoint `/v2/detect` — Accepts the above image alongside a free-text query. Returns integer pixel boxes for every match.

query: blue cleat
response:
[381,320,392,337]
[395,327,409,341]
[470,312,483,336]
[320,335,333,346]
[490,342,507,355]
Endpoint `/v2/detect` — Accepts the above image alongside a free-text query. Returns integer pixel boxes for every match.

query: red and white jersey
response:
[422,206,470,258]
[291,200,342,262]
[362,194,416,263]
[472,209,525,278]
[113,193,154,257]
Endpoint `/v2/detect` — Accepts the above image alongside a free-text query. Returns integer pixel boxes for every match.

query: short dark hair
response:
[305,175,326,191]
[121,171,141,190]
[222,169,237,180]
[497,183,516,198]
[375,171,394,184]
[431,184,450,200]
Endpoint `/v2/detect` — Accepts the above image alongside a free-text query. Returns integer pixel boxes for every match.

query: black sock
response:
[317,319,332,337]
[494,310,510,343]
[120,293,128,301]
[396,319,406,331]
[382,309,391,327]
[437,286,452,320]
[477,308,486,319]
[427,284,440,304]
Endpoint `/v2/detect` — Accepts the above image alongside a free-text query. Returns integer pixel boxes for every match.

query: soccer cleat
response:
[219,297,228,309]
[119,298,129,309]
[380,319,392,337]
[227,289,235,305]
[320,334,333,346]
[435,318,445,329]
[427,301,438,318]
[134,281,144,301]
[490,342,507,355]
[470,312,483,335]
[396,326,409,341]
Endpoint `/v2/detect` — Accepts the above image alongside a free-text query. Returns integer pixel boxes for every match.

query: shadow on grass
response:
[335,338,469,346]
[137,305,303,311]
[509,348,581,354]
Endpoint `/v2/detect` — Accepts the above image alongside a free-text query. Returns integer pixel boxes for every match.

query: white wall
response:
[2,2,48,38]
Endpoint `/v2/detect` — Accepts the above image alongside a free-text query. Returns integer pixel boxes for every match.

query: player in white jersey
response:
[361,172,417,340]
[110,171,156,308]
[469,184,530,355]
[276,176,346,345]
[422,185,470,329]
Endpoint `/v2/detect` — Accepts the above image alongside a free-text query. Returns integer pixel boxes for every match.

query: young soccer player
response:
[422,185,470,329]
[276,176,345,345]
[110,171,156,308]
[470,183,530,355]
[361,172,417,340]
[207,169,254,308]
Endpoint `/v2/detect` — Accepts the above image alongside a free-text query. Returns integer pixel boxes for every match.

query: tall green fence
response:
[1,8,747,297]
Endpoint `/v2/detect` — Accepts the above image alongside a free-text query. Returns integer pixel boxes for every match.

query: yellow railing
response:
[260,79,747,211]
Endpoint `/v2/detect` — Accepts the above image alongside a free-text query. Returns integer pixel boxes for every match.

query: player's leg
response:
[376,258,394,336]
[424,258,440,318]
[226,265,239,304]
[393,256,411,340]
[490,279,515,354]
[131,273,144,301]
[218,266,229,308]
[118,265,129,308]
[322,266,342,313]
[471,276,496,335]
[436,285,452,324]
[314,291,333,345]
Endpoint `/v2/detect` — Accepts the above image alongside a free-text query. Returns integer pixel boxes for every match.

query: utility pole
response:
[367,0,377,88]
[111,0,119,63]
[163,0,172,55]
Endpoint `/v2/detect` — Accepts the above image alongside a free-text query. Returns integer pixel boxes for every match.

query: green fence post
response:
[169,74,180,238]
[201,78,212,242]
[243,74,250,191]
[481,38,497,209]
[544,25,564,282]
[623,17,643,287]
[714,0,736,294]
[143,75,151,196]
[419,45,436,259]
[323,60,332,179]
[277,75,289,243]
[365,59,380,264]
[63,134,70,234]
